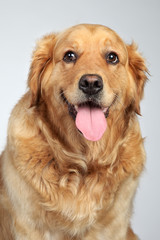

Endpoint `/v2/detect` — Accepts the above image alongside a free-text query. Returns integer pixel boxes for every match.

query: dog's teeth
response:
[75,105,78,112]
[102,108,108,113]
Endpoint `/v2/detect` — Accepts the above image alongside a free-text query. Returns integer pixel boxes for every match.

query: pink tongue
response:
[75,106,107,141]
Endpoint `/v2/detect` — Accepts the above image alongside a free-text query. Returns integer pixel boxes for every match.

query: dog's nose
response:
[79,74,103,95]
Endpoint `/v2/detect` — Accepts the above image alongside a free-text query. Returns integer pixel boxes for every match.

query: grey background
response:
[0,0,160,239]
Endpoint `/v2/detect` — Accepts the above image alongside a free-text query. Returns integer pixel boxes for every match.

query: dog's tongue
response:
[75,106,107,141]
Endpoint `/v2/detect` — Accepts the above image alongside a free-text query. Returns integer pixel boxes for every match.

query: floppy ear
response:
[28,34,56,107]
[127,43,148,115]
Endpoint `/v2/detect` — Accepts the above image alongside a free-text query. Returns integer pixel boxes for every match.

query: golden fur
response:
[0,24,147,239]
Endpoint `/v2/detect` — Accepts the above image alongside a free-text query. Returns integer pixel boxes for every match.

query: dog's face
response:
[28,24,147,141]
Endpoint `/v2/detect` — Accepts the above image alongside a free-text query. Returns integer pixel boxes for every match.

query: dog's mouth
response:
[61,91,111,141]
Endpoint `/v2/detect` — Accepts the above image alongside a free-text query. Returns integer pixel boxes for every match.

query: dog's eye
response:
[63,51,77,63]
[106,52,119,65]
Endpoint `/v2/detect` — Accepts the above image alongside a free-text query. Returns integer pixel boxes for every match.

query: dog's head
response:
[28,24,147,141]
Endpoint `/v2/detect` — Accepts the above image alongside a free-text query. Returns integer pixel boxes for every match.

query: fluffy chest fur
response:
[2,129,143,238]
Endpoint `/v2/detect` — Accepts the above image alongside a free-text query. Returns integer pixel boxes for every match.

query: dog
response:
[0,24,147,239]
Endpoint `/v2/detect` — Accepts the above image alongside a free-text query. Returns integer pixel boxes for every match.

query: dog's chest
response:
[43,172,117,235]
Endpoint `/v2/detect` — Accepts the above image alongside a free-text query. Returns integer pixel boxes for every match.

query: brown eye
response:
[63,51,77,63]
[106,52,119,65]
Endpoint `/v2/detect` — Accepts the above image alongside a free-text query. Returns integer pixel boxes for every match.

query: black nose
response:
[79,74,103,95]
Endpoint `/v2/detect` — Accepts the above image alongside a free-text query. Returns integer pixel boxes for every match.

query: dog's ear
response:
[28,34,56,107]
[127,43,148,115]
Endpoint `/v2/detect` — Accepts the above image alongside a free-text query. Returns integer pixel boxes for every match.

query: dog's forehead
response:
[56,24,125,50]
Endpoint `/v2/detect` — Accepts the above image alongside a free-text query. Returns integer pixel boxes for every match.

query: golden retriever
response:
[0,24,147,240]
